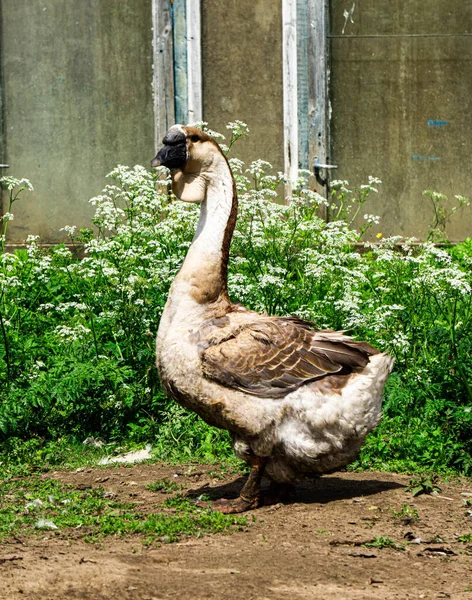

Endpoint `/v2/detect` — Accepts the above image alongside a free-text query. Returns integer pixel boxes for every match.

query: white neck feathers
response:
[173,156,236,305]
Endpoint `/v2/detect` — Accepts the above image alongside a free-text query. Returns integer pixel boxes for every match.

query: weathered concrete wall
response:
[330,0,472,241]
[2,0,471,243]
[201,0,284,172]
[3,0,155,243]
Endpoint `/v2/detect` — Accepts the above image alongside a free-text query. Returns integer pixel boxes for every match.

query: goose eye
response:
[190,135,200,143]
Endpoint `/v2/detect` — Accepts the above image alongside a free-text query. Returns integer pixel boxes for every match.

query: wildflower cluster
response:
[0,128,471,475]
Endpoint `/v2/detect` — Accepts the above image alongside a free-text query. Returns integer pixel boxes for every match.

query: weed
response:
[405,475,441,497]
[364,535,405,551]
[162,494,192,510]
[458,534,472,543]
[145,478,182,494]
[424,190,470,242]
[390,503,419,524]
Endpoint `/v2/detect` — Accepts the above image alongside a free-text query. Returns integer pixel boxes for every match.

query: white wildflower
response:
[363,214,380,225]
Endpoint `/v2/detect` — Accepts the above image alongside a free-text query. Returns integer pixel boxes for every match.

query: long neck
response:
[175,159,237,305]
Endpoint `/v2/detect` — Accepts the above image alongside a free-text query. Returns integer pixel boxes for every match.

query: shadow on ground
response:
[186,473,404,505]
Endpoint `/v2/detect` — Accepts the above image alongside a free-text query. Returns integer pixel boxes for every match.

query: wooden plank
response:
[307,0,331,196]
[172,0,188,125]
[152,0,175,146]
[297,0,309,170]
[186,0,202,123]
[0,1,6,216]
[282,0,299,187]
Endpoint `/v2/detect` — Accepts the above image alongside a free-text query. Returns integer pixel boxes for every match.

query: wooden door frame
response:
[282,0,332,191]
[152,0,330,192]
[152,0,202,148]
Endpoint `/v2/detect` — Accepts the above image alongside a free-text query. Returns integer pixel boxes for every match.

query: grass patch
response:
[145,478,183,493]
[0,437,248,545]
[0,436,114,480]
[0,471,247,545]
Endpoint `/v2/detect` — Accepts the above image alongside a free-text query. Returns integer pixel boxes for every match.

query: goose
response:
[151,125,394,513]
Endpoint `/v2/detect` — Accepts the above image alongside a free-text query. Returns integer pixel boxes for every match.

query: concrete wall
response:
[2,0,155,243]
[201,0,284,172]
[330,0,472,241]
[2,1,471,243]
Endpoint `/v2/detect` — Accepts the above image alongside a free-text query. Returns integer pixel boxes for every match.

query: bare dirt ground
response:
[1,463,471,600]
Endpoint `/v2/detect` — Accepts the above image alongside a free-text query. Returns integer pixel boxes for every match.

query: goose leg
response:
[212,456,267,514]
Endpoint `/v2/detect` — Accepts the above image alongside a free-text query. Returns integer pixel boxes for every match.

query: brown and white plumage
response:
[152,125,394,512]
[202,317,379,398]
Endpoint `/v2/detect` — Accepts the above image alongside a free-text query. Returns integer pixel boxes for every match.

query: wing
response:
[201,316,379,398]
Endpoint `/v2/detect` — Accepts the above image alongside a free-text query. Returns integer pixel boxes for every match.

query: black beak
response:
[151,127,188,170]
[151,143,187,170]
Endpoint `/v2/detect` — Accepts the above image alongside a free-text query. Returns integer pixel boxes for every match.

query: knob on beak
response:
[151,142,187,170]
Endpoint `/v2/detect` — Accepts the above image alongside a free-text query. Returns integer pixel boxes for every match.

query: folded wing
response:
[201,317,379,398]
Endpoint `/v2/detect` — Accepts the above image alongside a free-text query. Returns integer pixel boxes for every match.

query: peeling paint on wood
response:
[187,0,202,123]
[308,0,331,197]
[282,0,299,188]
[172,0,188,125]
[297,0,309,170]
[342,2,356,35]
[152,0,175,145]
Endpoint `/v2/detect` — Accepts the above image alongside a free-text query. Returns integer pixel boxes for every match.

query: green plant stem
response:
[450,295,472,403]
[1,193,13,255]
[0,306,11,382]
[88,312,100,360]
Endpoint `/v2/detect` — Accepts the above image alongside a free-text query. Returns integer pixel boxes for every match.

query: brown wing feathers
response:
[201,317,379,398]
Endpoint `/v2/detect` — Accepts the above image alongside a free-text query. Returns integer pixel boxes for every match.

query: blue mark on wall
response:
[427,120,450,128]
[412,154,440,161]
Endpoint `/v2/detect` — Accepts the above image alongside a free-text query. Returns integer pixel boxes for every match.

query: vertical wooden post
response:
[152,0,175,147]
[186,0,202,123]
[307,0,331,196]
[282,0,299,189]
[0,1,6,216]
[172,0,188,125]
[296,0,310,170]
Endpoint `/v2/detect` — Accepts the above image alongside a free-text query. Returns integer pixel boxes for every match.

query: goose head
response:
[151,125,229,203]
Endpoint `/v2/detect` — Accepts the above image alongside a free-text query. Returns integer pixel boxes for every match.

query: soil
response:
[1,463,471,600]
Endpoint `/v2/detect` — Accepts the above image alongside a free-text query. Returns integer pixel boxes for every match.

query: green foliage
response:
[0,436,111,480]
[364,535,405,551]
[423,190,470,242]
[145,478,183,493]
[405,475,441,497]
[150,403,238,464]
[1,124,472,476]
[389,504,419,524]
